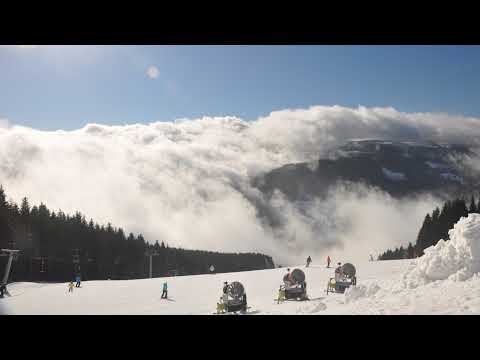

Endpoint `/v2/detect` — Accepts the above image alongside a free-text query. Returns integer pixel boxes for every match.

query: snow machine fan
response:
[291,269,305,283]
[282,268,308,301]
[227,281,245,299]
[223,281,247,313]
[342,263,357,285]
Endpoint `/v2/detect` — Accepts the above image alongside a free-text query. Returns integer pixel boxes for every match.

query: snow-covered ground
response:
[3,214,480,315]
[382,167,407,182]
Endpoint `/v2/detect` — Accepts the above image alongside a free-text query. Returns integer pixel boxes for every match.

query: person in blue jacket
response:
[75,274,81,288]
[161,281,168,299]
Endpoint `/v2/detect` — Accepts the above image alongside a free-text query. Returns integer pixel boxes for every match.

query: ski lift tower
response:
[72,248,81,275]
[145,250,159,279]
[1,249,20,296]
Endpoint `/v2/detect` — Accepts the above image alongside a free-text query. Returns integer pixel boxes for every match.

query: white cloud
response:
[146,66,159,79]
[0,118,9,128]
[0,105,479,265]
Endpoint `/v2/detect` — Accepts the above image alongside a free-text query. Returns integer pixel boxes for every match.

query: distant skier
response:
[75,274,81,288]
[68,281,74,293]
[0,284,6,298]
[306,256,312,267]
[327,256,331,268]
[335,262,343,281]
[161,281,168,299]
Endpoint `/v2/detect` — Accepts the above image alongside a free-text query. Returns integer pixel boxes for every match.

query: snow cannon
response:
[326,262,357,295]
[281,268,308,301]
[341,263,357,285]
[220,281,248,313]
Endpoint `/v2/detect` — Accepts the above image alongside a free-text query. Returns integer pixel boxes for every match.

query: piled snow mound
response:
[344,283,380,303]
[404,213,480,287]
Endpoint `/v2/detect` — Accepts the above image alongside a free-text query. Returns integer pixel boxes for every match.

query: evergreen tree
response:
[469,195,477,213]
[416,213,432,256]
[381,195,479,261]
[0,185,6,208]
[20,197,30,217]
[0,185,276,282]
[407,242,414,258]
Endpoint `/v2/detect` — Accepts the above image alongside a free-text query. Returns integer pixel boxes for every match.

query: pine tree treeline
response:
[378,195,478,260]
[0,186,275,282]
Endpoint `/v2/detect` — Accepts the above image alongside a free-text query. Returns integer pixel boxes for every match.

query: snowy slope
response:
[2,259,479,315]
[3,214,480,315]
[1,260,408,315]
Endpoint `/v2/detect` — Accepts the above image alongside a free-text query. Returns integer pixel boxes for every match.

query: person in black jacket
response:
[306,256,312,267]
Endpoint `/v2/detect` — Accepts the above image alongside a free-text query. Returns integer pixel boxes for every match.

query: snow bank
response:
[403,213,480,287]
[344,283,380,303]
[344,214,480,305]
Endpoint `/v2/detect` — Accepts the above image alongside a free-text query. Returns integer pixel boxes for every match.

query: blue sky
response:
[1,45,479,130]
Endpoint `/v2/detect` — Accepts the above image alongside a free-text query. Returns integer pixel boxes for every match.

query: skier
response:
[216,297,226,314]
[68,281,74,293]
[222,281,229,304]
[284,268,294,287]
[75,274,81,288]
[277,285,285,303]
[306,256,312,267]
[161,281,168,299]
[327,256,331,268]
[0,284,5,298]
[335,262,343,281]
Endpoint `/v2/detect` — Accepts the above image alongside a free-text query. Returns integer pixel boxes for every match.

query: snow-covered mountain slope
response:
[0,261,478,315]
[253,140,478,202]
[3,214,480,315]
[0,260,407,315]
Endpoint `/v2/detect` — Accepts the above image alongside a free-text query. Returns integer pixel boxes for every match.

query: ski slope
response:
[1,259,479,315]
[3,214,480,315]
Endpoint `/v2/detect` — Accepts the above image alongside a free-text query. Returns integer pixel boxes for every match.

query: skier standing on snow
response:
[161,281,168,299]
[327,256,331,268]
[284,268,294,287]
[222,281,229,303]
[68,281,74,293]
[0,284,6,298]
[306,256,312,267]
[75,274,81,288]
